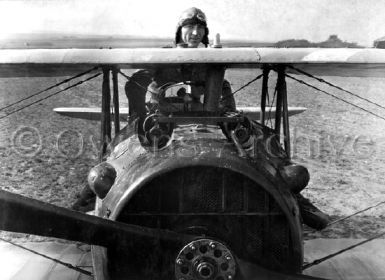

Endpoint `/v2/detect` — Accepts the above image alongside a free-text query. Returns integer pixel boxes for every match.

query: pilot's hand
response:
[148,81,163,104]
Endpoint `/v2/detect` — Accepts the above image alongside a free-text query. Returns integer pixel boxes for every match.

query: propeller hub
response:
[175,238,236,280]
[196,262,214,278]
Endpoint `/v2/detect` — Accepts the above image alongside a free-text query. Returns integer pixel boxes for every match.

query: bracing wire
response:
[307,199,385,236]
[0,66,99,113]
[302,231,385,270]
[327,200,385,228]
[288,65,385,112]
[230,73,264,96]
[0,73,101,121]
[285,74,385,121]
[0,237,92,276]
[220,73,264,102]
[304,200,385,268]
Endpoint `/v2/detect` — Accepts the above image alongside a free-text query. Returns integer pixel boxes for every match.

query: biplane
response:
[1,45,385,280]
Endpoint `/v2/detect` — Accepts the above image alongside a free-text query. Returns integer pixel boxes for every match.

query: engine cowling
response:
[106,165,302,279]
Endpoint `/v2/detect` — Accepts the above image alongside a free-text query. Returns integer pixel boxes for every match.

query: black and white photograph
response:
[0,0,385,279]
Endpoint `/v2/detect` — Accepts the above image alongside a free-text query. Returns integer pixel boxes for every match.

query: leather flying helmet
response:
[175,7,209,47]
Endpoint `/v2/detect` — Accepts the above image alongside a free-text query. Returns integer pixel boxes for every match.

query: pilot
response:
[124,7,236,119]
[71,7,235,212]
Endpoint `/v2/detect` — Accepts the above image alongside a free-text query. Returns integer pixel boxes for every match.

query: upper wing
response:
[1,47,385,77]
[0,34,271,49]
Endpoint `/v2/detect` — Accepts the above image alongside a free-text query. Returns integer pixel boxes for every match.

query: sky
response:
[0,0,384,47]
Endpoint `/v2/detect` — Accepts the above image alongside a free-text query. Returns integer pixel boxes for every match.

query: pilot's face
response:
[181,24,205,47]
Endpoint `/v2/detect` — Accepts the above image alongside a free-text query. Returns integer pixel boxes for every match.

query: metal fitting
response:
[197,262,214,279]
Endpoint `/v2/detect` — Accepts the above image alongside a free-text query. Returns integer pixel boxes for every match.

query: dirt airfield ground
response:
[0,69,384,244]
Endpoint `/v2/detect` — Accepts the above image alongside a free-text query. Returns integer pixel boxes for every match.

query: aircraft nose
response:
[191,25,199,35]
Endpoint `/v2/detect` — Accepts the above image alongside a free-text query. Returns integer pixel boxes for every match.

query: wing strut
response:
[281,67,291,159]
[274,66,291,158]
[100,67,112,160]
[112,68,120,134]
[274,69,283,137]
[260,67,270,125]
[100,66,122,159]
